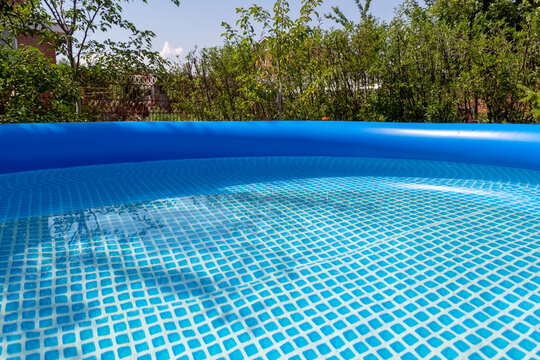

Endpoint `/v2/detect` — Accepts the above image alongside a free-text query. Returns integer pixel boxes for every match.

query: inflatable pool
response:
[0,122,538,360]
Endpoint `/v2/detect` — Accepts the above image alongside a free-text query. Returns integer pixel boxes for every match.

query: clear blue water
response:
[0,157,539,360]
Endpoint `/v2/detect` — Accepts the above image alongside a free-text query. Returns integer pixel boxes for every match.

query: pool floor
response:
[0,157,539,360]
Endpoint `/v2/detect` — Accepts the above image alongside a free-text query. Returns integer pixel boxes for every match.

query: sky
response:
[93,0,409,61]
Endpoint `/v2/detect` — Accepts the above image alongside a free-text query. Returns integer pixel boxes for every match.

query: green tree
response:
[222,0,322,120]
[32,0,181,113]
[325,0,372,28]
[431,0,538,30]
[0,47,80,123]
[0,0,79,123]
[518,85,540,118]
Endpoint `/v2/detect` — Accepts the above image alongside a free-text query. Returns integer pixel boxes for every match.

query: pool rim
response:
[1,121,539,175]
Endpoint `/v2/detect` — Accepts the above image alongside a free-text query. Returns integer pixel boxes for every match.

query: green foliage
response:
[0,47,82,123]
[519,85,540,118]
[0,0,43,44]
[35,0,181,115]
[221,0,323,120]
[0,0,181,121]
[169,0,538,123]
[1,0,538,123]
[325,0,372,28]
[36,0,180,74]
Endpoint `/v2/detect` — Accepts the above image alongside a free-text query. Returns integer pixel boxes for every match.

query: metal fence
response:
[81,74,186,122]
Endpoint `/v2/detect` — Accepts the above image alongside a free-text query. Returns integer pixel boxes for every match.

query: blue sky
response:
[95,0,408,60]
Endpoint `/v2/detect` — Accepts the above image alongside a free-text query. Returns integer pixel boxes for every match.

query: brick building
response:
[6,0,60,63]
[15,33,58,63]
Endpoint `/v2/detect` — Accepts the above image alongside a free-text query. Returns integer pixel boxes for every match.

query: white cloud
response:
[160,41,183,59]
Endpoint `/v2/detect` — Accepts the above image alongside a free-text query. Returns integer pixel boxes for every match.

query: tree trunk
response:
[75,98,82,115]
[277,57,283,120]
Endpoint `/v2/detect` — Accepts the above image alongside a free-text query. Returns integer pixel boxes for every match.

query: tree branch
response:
[76,3,103,70]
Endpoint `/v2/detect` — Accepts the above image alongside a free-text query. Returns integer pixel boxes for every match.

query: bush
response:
[0,47,85,123]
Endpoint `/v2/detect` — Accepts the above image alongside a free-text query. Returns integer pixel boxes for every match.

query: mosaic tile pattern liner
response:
[0,157,539,360]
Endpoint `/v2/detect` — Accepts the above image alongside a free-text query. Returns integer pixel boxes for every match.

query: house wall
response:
[16,34,57,63]
[9,0,57,63]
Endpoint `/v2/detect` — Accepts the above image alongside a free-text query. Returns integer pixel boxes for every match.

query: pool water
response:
[0,157,538,360]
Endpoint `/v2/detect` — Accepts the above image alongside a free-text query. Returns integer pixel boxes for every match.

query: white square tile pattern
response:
[0,157,538,360]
